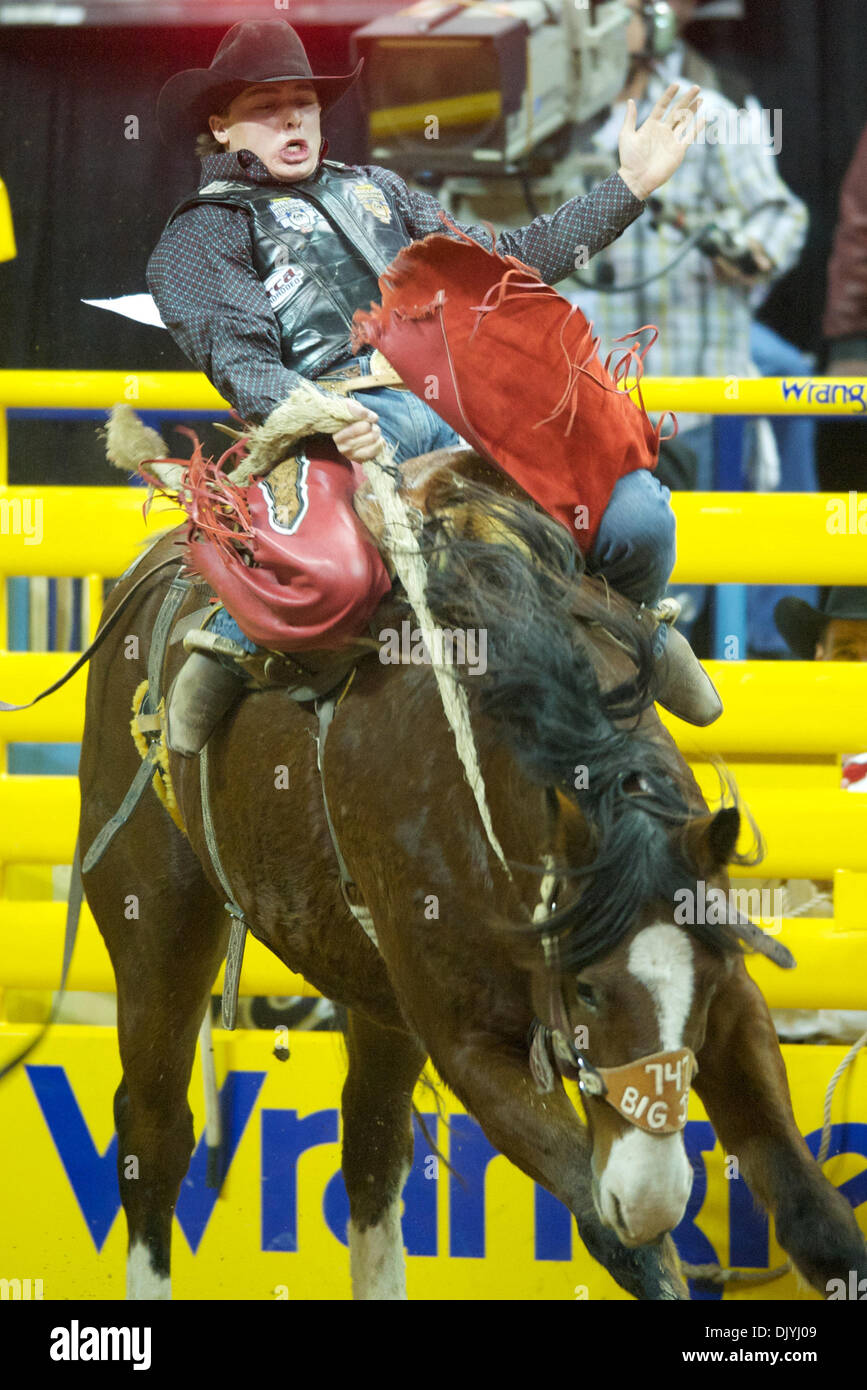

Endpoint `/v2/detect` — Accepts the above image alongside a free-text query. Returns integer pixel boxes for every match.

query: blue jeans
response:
[338,357,676,604]
[663,421,715,645]
[212,355,676,648]
[339,353,462,464]
[586,468,676,610]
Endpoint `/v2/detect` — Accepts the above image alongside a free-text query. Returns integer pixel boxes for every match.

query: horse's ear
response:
[683,807,741,873]
[708,807,741,864]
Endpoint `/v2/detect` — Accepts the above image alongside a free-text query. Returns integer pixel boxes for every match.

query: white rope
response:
[359,442,515,885]
[817,1025,867,1166]
[776,884,867,1163]
[785,889,832,918]
[532,854,558,923]
[198,1009,221,1151]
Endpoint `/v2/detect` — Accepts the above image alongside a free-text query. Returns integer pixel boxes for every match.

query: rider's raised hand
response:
[333,397,384,463]
[617,83,706,202]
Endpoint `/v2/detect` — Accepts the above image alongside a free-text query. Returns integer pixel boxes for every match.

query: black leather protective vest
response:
[168,161,412,378]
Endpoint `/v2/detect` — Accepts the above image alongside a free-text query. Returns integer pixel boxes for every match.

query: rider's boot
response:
[647,598,722,727]
[164,630,250,757]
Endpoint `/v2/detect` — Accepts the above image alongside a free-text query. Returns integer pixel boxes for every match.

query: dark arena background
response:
[1,0,866,1342]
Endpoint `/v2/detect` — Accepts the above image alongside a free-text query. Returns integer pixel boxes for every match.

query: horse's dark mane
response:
[415,473,744,970]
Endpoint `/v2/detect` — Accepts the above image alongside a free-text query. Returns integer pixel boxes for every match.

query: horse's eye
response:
[575,981,598,1009]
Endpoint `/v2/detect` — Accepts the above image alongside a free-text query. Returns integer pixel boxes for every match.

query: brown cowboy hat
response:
[157,19,363,147]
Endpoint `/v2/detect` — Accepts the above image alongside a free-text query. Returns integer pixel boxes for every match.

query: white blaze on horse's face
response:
[591,923,697,1247]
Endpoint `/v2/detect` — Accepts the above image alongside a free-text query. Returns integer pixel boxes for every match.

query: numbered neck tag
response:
[594,1047,697,1135]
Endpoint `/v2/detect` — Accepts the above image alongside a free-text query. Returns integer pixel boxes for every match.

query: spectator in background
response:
[775,587,867,666]
[775,588,867,791]
[664,0,751,108]
[572,0,808,654]
[661,1,821,656]
[817,121,867,495]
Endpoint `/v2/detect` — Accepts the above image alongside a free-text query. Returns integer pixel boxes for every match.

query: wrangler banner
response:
[0,1027,864,1301]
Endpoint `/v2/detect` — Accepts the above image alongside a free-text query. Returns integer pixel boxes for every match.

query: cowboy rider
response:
[148,19,720,755]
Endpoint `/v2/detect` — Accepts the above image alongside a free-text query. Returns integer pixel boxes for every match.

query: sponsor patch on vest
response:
[267,198,321,233]
[263,264,305,311]
[352,181,392,224]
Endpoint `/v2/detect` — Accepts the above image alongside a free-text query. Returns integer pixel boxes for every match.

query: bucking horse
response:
[70,411,866,1301]
[7,229,865,1301]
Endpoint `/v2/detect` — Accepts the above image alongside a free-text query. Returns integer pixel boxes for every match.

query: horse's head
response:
[529,801,751,1247]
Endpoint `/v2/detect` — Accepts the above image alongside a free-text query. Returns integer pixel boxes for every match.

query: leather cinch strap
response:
[81,749,162,873]
[315,678,379,949]
[199,740,248,1031]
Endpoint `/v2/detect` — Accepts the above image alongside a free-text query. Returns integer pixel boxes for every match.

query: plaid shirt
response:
[147,149,646,425]
[569,63,808,434]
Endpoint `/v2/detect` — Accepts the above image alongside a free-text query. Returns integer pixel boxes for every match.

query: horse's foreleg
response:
[428,1037,688,1300]
[695,961,867,1295]
[94,859,227,1301]
[342,1009,427,1300]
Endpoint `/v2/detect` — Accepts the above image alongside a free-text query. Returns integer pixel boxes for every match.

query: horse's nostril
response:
[611,1193,629,1238]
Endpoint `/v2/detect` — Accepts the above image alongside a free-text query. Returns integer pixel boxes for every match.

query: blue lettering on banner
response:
[26,1065,119,1249]
[26,1065,264,1253]
[175,1072,265,1252]
[728,1164,769,1271]
[806,1124,867,1208]
[781,381,804,400]
[261,1107,337,1252]
[398,1116,439,1256]
[672,1122,722,1301]
[450,1115,500,1258]
[535,1186,572,1261]
[22,1069,867,1274]
[780,379,866,412]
